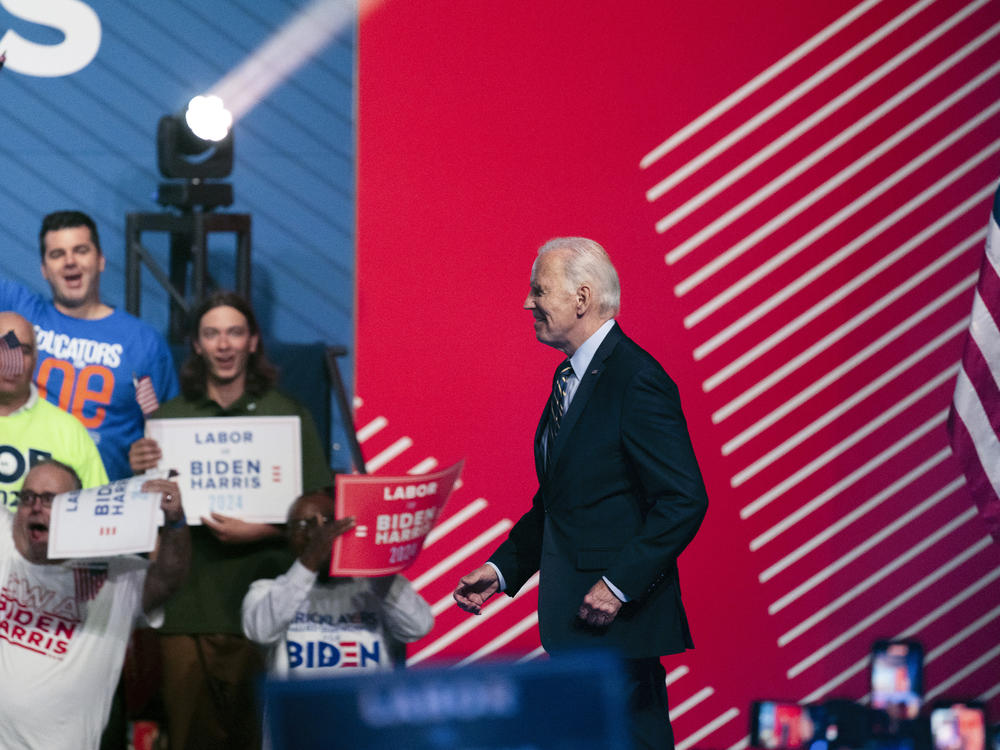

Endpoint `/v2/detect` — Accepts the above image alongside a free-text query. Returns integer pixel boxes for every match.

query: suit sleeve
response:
[488,488,545,596]
[604,366,708,599]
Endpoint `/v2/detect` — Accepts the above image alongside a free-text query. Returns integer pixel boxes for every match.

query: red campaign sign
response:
[330,460,464,577]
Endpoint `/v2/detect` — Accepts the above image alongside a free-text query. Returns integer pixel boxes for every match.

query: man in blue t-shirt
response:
[0,211,178,480]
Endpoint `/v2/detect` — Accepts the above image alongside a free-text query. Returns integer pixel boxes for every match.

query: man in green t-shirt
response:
[129,291,330,750]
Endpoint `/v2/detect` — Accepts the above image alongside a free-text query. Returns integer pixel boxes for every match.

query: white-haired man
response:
[455,237,708,750]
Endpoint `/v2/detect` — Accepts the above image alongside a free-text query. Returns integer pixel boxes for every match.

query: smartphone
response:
[751,701,820,749]
[930,702,986,750]
[870,640,924,720]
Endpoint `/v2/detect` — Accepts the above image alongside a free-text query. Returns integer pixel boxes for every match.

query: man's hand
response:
[129,437,162,473]
[141,479,191,614]
[202,513,281,544]
[453,564,500,615]
[141,477,184,524]
[299,515,356,572]
[577,579,623,627]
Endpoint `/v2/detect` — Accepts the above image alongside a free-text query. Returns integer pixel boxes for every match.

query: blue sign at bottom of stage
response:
[265,650,631,750]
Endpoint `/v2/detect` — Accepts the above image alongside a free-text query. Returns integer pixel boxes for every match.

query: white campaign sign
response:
[146,416,302,524]
[48,472,167,558]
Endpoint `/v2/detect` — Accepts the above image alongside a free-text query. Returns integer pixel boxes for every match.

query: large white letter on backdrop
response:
[0,0,101,77]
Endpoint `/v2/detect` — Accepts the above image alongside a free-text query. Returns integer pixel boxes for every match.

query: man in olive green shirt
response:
[129,291,330,750]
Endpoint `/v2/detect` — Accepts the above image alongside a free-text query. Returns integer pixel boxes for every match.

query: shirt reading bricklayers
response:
[0,280,179,481]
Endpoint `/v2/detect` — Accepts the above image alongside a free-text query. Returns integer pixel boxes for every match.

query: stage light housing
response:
[157,95,234,210]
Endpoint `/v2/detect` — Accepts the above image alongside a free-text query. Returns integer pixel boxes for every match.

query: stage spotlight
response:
[156,95,235,211]
[184,95,233,142]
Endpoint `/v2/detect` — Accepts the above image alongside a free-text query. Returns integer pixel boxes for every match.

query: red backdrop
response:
[356,2,1000,747]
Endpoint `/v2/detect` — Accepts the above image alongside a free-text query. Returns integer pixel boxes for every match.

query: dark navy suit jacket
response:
[489,323,708,658]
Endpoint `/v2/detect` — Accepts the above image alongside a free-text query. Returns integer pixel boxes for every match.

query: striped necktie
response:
[545,360,574,467]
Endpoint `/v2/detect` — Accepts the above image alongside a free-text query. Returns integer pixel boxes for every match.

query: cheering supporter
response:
[0,210,179,481]
[242,487,433,678]
[0,311,107,509]
[0,458,190,750]
[129,290,330,750]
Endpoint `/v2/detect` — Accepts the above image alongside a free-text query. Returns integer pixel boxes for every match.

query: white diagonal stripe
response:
[680,126,1000,305]
[407,573,539,665]
[715,270,978,424]
[720,223,983,444]
[422,497,488,548]
[768,474,956,611]
[645,0,937,199]
[670,687,715,720]
[639,0,886,169]
[733,323,966,485]
[786,537,992,678]
[411,519,512,590]
[364,436,413,472]
[658,15,999,238]
[758,457,956,580]
[676,708,741,750]
[777,507,977,645]
[455,612,538,666]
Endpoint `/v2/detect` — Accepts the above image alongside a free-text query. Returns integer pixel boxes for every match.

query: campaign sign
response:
[264,650,631,750]
[48,473,167,557]
[331,460,464,577]
[146,416,302,524]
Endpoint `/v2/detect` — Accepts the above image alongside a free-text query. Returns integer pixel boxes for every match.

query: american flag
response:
[947,184,1000,544]
[133,374,159,416]
[0,330,24,378]
[72,562,108,603]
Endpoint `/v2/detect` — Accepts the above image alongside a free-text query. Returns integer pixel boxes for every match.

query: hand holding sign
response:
[140,476,184,526]
[299,515,356,572]
[48,470,176,557]
[331,460,464,577]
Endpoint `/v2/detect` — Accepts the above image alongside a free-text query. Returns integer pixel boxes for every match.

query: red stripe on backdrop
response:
[357,2,1000,747]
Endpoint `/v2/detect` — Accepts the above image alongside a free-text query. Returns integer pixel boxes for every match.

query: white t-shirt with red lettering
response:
[0,511,158,750]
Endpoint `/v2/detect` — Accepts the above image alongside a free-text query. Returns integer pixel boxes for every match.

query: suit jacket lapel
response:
[545,324,622,475]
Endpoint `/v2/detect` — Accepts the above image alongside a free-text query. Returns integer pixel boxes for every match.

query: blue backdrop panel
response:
[0,0,356,468]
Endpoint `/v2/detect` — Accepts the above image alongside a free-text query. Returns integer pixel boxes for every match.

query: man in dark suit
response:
[454,237,708,749]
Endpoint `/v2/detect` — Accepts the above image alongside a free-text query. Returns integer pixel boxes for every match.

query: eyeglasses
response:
[17,491,56,508]
[288,515,335,533]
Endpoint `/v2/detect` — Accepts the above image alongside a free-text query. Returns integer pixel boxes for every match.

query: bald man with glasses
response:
[0,310,107,510]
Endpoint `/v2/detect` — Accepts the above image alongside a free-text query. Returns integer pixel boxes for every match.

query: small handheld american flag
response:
[0,330,24,378]
[133,374,160,416]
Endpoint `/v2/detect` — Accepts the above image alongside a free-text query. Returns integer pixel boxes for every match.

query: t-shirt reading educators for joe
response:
[0,280,179,481]
[0,510,159,750]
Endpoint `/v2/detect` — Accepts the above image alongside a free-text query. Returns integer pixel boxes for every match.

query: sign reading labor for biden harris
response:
[331,460,464,577]
[47,471,173,558]
[145,416,302,524]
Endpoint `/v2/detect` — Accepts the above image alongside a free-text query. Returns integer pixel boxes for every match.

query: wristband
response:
[165,516,187,530]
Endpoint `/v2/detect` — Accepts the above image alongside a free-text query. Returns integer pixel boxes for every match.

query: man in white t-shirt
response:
[0,459,190,750]
[242,488,433,679]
